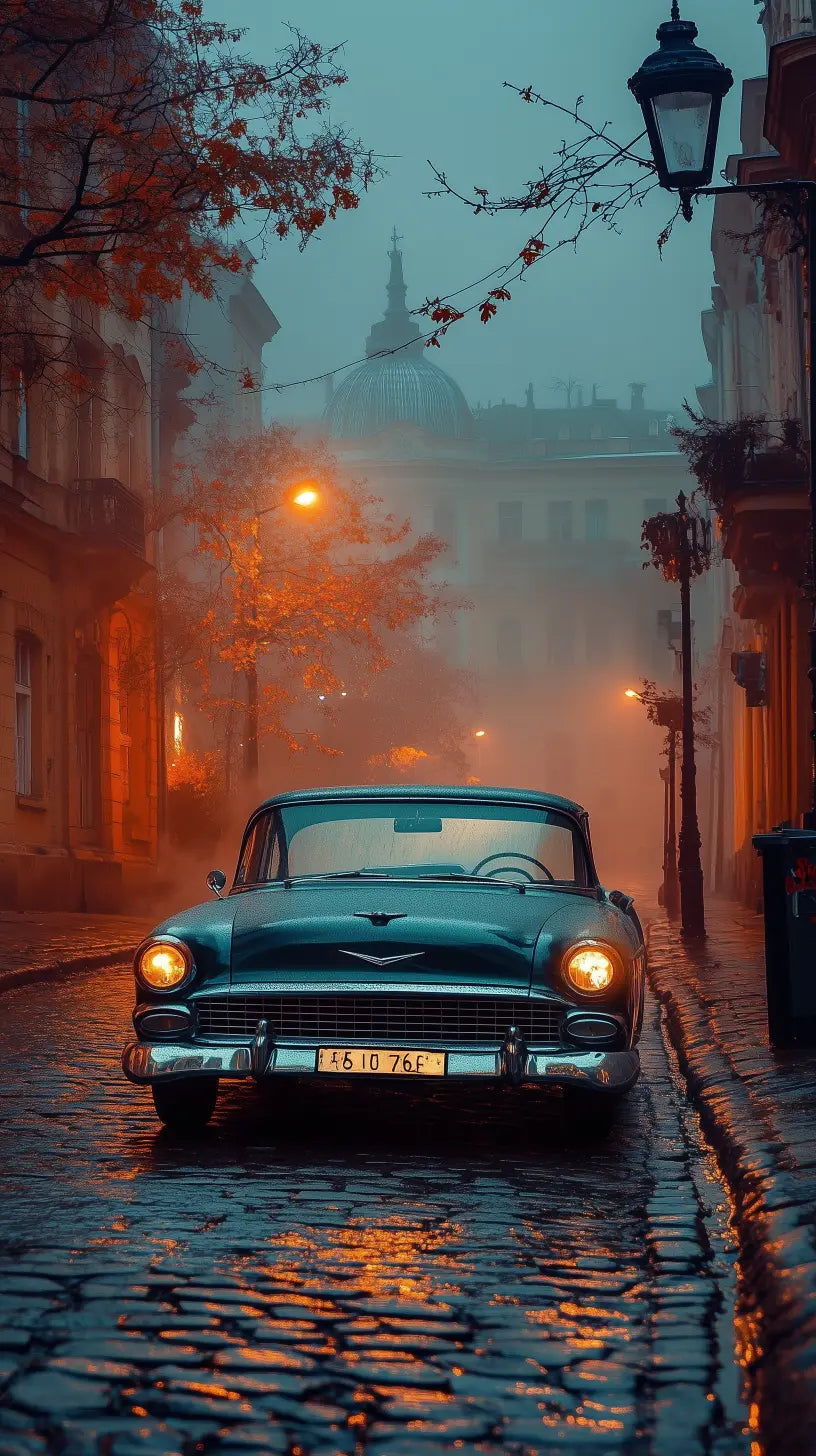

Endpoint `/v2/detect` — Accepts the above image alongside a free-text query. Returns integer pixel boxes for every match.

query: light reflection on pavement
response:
[0,966,756,1454]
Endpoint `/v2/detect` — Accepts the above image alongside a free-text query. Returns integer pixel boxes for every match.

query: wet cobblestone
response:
[648,901,816,1455]
[0,963,754,1454]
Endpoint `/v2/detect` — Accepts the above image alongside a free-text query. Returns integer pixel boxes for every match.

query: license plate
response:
[317,1047,446,1076]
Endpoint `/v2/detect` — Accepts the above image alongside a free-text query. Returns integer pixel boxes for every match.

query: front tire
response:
[151,1076,219,1131]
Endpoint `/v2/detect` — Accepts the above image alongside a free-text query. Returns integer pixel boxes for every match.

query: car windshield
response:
[235,798,590,888]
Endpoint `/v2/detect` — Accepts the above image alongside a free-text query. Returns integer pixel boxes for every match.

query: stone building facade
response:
[0,312,159,910]
[697,5,816,905]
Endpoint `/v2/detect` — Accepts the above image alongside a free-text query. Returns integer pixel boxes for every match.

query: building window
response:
[649,418,661,437]
[76,653,102,831]
[644,497,667,520]
[497,618,523,671]
[498,501,523,542]
[557,425,570,441]
[585,500,608,541]
[548,620,574,666]
[14,635,33,795]
[549,501,573,542]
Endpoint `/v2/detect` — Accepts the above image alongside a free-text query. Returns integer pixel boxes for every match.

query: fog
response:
[164,1,763,905]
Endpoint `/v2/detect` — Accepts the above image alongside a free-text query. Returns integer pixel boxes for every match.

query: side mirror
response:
[608,889,634,915]
[207,869,227,899]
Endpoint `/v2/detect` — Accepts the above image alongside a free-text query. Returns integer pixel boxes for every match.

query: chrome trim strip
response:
[223,980,566,1000]
[122,1039,639,1091]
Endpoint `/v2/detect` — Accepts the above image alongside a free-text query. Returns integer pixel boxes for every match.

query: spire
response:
[365,229,423,360]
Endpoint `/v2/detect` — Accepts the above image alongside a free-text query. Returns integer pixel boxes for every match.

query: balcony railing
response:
[70,478,146,558]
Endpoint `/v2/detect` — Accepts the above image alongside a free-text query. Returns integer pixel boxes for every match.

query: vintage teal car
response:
[122,785,646,1130]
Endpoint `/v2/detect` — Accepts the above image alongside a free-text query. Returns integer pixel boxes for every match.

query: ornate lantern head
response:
[628,4,733,218]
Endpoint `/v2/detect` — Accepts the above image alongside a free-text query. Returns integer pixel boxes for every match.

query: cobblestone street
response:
[0,962,755,1456]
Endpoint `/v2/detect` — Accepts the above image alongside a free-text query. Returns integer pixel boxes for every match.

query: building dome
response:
[325,233,472,441]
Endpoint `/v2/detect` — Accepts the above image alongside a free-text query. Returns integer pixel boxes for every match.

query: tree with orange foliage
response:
[160,426,455,789]
[0,0,372,389]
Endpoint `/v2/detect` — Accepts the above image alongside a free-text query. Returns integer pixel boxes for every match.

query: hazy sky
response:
[214,1,766,419]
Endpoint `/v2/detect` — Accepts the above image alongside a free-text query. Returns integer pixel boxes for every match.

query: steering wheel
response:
[471,851,554,883]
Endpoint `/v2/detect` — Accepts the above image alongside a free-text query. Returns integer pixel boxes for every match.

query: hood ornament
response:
[353,910,408,927]
[339,949,424,968]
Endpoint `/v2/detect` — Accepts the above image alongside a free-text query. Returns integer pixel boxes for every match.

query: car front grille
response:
[194,994,564,1045]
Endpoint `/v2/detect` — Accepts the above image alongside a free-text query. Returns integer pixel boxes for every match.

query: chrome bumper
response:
[122,1039,640,1093]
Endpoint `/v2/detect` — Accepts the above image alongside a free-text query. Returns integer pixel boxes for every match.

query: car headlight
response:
[136,940,192,992]
[565,945,616,994]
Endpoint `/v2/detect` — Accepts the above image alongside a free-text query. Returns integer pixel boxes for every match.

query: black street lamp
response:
[641,496,711,938]
[628,3,733,220]
[627,685,681,919]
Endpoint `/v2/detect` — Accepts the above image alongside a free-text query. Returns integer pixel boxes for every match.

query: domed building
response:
[325,232,473,442]
[316,235,707,884]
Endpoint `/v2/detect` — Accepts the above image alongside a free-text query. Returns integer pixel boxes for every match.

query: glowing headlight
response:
[565,946,616,994]
[136,941,191,991]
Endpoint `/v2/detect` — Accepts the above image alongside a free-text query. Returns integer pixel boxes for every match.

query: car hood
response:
[228,881,583,994]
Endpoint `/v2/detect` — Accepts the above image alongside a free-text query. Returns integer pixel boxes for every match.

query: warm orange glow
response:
[292,485,319,508]
[473,728,486,737]
[565,946,615,992]
[137,941,188,989]
[624,688,642,701]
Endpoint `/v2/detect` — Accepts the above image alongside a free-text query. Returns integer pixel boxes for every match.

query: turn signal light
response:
[565,946,616,993]
[136,941,190,991]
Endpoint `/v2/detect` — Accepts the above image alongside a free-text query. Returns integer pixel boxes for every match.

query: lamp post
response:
[473,728,486,780]
[625,686,681,918]
[640,496,710,937]
[242,481,322,786]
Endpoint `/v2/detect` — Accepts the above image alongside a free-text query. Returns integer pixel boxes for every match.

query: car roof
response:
[254,784,588,819]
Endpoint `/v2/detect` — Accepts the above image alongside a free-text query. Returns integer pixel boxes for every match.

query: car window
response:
[237,800,589,886]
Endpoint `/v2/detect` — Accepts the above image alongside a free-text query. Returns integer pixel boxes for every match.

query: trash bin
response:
[753,827,816,1047]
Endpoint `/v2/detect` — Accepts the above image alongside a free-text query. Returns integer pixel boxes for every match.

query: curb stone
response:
[0,949,133,997]
[646,915,816,1456]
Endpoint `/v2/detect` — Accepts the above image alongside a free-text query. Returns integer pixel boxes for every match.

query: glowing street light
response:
[292,485,320,508]
[473,729,486,738]
[624,688,644,702]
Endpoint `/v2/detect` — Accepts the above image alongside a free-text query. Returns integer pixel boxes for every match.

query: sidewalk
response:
[647,898,816,1455]
[0,911,148,994]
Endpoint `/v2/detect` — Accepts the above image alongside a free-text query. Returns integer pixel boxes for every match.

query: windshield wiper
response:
[282,870,392,886]
[416,873,527,893]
